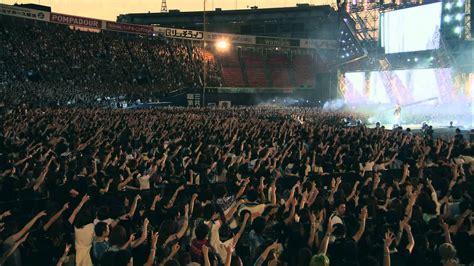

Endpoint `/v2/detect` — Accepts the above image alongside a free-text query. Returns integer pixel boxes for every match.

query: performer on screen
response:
[394,103,401,125]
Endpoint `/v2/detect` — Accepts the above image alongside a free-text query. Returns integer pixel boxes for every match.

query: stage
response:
[366,123,472,140]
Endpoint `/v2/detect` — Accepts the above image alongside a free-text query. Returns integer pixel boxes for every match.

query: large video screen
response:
[342,68,453,104]
[380,2,442,54]
[340,68,473,127]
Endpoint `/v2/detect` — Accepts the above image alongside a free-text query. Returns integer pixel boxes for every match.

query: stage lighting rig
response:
[441,0,466,39]
[336,18,367,65]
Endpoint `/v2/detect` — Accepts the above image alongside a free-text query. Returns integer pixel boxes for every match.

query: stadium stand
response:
[292,54,317,87]
[216,50,246,87]
[267,54,291,87]
[0,16,209,107]
[242,51,268,87]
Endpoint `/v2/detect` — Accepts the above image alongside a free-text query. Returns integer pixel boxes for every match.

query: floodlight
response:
[215,39,229,51]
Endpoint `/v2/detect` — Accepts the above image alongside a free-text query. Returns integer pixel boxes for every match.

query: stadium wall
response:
[0,3,336,50]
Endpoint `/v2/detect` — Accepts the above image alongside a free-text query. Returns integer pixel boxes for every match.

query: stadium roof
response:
[117,4,338,39]
[118,4,334,20]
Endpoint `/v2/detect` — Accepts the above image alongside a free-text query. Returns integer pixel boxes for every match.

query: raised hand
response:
[164,234,178,246]
[135,194,142,201]
[225,244,233,256]
[154,194,162,202]
[202,244,209,255]
[359,206,368,220]
[37,210,47,218]
[384,231,396,250]
[317,209,325,222]
[172,242,180,253]
[144,217,150,227]
[151,231,159,248]
[129,233,136,242]
[302,191,309,202]
[80,194,90,204]
[270,241,281,251]
[354,180,360,187]
[293,181,301,191]
[62,243,71,256]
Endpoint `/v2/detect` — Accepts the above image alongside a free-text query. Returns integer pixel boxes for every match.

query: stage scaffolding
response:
[339,3,403,103]
[466,0,472,40]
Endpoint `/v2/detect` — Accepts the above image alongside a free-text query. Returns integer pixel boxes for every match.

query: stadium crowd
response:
[0,8,473,266]
[0,16,221,108]
[0,107,473,266]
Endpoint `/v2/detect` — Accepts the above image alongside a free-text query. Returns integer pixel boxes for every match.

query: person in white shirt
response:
[329,201,346,228]
[137,173,151,190]
[208,212,250,264]
[68,195,94,266]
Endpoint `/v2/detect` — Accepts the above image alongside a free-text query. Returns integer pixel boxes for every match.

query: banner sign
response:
[106,21,153,35]
[205,32,256,45]
[0,3,336,50]
[155,27,256,45]
[256,36,300,47]
[50,13,101,28]
[164,28,204,40]
[300,39,337,49]
[0,4,49,21]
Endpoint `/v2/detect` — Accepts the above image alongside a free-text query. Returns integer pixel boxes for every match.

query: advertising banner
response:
[300,39,338,50]
[163,28,204,40]
[0,3,334,50]
[0,3,49,21]
[154,26,256,45]
[255,36,300,47]
[205,32,255,45]
[50,13,102,29]
[106,21,153,34]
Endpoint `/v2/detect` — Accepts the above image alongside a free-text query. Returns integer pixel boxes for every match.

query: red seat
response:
[243,53,267,87]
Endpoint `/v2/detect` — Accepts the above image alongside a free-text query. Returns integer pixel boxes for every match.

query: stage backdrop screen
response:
[380,2,442,54]
[341,68,454,104]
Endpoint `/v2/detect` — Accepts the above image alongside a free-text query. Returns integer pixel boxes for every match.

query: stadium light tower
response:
[203,0,207,107]
[215,39,230,51]
[161,0,168,12]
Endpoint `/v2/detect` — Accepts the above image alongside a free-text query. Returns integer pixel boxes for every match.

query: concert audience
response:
[0,16,222,108]
[0,9,473,266]
[0,107,472,266]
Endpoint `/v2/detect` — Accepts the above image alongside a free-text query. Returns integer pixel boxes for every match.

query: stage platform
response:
[367,123,472,140]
